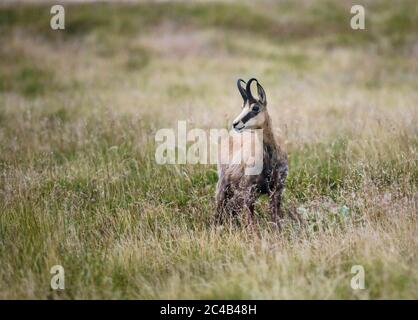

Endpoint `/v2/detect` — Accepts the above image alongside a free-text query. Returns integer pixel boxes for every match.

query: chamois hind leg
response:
[269,187,284,229]
[215,191,226,224]
[269,167,288,229]
[245,199,256,227]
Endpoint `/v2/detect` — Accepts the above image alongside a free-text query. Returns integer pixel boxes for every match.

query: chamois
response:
[215,78,288,227]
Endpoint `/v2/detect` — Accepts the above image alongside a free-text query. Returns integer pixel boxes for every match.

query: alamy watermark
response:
[155,121,264,175]
[50,265,65,290]
[50,5,65,30]
[350,5,365,30]
[351,265,366,290]
[48,4,364,32]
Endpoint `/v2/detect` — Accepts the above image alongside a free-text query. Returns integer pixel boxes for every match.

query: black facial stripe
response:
[241,110,258,124]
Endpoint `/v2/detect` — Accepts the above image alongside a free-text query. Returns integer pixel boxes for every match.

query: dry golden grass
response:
[0,0,417,299]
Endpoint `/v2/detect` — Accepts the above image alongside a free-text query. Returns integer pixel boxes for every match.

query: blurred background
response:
[1,0,417,133]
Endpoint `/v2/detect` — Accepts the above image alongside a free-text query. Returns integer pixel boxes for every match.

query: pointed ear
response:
[256,81,267,105]
[246,78,257,103]
[237,79,248,105]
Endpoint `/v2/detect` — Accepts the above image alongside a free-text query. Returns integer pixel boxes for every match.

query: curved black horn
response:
[237,79,248,103]
[246,78,257,102]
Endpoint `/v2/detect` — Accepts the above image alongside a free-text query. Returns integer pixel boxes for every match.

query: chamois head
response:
[232,78,267,132]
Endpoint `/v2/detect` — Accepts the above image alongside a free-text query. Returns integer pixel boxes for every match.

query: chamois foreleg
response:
[215,179,233,224]
[243,185,257,227]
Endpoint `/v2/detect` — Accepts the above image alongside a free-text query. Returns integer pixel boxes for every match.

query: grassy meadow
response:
[0,0,417,299]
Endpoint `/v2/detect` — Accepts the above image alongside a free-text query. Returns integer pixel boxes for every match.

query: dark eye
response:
[252,105,260,112]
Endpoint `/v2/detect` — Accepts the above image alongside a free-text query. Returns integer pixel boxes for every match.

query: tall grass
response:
[0,0,417,299]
